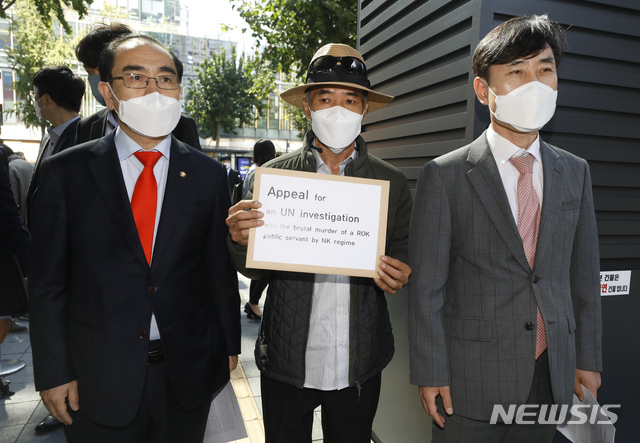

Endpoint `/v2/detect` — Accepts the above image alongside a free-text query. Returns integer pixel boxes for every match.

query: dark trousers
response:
[261,373,382,443]
[249,275,269,305]
[431,351,557,443]
[64,358,212,443]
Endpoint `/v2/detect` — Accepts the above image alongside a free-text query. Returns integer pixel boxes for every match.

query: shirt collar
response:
[50,116,80,137]
[114,126,172,162]
[108,110,119,129]
[486,125,542,166]
[311,145,358,174]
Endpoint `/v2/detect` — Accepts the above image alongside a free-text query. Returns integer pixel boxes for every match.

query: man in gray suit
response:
[408,15,602,442]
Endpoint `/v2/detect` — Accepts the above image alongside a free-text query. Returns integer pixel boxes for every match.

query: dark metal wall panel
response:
[359,0,481,186]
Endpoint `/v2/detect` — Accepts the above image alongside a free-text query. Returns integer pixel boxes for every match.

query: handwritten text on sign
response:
[246,168,389,278]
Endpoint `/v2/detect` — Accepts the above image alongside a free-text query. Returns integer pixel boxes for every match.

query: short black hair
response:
[472,14,567,81]
[253,139,276,166]
[219,156,231,162]
[32,66,86,112]
[76,22,132,69]
[99,34,183,84]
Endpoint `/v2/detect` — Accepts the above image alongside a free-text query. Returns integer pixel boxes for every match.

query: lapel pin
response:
[180,171,187,178]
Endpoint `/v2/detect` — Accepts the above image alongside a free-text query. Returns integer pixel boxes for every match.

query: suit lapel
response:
[90,108,110,140]
[532,141,563,271]
[87,133,147,266]
[150,138,191,269]
[466,134,532,272]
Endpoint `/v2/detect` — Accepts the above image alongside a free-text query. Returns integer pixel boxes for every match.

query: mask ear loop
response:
[106,83,123,116]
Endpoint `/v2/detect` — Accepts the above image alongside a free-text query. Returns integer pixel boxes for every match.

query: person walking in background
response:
[2,144,32,224]
[220,155,242,201]
[27,66,85,229]
[242,139,276,320]
[408,15,602,443]
[0,145,29,344]
[29,34,240,442]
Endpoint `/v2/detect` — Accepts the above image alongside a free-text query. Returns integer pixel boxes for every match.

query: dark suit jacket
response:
[29,133,240,426]
[0,148,30,315]
[227,168,242,197]
[408,132,602,421]
[26,118,81,228]
[75,108,202,151]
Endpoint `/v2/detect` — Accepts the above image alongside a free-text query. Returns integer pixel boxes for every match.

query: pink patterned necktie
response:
[131,151,163,265]
[509,153,547,359]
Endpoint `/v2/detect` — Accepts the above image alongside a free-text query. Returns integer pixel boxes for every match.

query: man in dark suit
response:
[408,15,602,442]
[29,34,240,441]
[27,66,85,228]
[219,156,242,200]
[0,146,29,344]
[75,22,202,150]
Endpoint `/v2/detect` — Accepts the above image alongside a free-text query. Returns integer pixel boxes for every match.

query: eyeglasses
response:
[308,56,367,76]
[110,73,180,90]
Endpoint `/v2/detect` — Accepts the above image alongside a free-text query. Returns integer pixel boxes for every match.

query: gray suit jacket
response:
[408,132,602,421]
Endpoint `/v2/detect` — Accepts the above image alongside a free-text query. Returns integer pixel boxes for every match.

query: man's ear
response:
[302,97,312,120]
[362,100,369,120]
[98,82,117,111]
[473,77,490,105]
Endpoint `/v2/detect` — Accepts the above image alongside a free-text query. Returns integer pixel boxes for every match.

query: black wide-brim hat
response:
[280,43,394,112]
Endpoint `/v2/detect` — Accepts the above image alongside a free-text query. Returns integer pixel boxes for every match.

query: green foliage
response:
[185,47,274,145]
[5,0,76,130]
[0,0,93,34]
[232,0,357,136]
[233,0,358,80]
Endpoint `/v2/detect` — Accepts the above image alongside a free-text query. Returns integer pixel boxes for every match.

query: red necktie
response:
[131,151,163,265]
[509,153,547,359]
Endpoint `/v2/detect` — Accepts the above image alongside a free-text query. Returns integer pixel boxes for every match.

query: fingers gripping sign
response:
[226,200,264,246]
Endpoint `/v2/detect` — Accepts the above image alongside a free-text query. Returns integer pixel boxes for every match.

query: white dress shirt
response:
[115,127,171,340]
[304,146,357,391]
[486,125,544,225]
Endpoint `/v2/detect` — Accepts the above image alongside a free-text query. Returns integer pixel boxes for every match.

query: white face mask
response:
[108,85,182,138]
[489,81,557,133]
[310,106,364,154]
[34,95,46,120]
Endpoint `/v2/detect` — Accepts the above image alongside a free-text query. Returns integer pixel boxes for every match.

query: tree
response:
[5,0,76,131]
[232,0,358,135]
[232,0,357,80]
[186,46,274,149]
[1,0,93,34]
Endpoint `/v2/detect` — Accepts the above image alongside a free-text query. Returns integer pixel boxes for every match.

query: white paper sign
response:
[247,167,390,278]
[600,270,632,296]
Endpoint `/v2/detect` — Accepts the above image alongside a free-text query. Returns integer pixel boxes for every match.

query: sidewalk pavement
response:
[0,273,328,443]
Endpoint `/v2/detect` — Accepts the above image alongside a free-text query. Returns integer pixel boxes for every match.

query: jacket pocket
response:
[444,315,492,342]
[562,199,580,210]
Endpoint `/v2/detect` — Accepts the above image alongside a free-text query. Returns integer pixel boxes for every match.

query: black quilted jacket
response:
[228,131,412,388]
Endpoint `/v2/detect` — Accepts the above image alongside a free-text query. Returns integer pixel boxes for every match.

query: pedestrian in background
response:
[242,138,276,320]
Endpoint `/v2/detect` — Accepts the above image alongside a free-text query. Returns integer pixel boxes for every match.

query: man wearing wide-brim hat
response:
[226,43,413,443]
